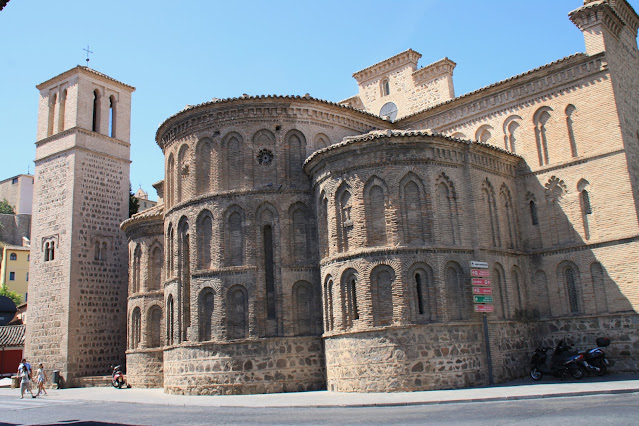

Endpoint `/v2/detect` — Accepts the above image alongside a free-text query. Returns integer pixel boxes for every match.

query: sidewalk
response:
[1,375,638,408]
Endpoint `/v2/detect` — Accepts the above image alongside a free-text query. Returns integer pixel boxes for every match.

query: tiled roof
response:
[396,53,590,123]
[304,129,520,166]
[156,94,387,142]
[0,325,24,347]
[37,66,135,91]
[120,203,164,230]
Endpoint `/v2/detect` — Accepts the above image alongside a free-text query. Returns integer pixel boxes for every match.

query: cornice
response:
[412,57,456,84]
[397,53,606,130]
[570,1,624,40]
[352,49,422,84]
[36,126,130,149]
[156,96,388,150]
[37,66,135,92]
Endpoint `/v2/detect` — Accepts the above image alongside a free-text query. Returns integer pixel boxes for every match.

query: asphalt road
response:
[0,392,638,425]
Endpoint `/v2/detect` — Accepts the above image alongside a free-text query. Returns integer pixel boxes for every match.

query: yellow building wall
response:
[0,246,29,303]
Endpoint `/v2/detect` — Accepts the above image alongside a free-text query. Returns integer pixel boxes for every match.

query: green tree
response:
[0,198,15,214]
[129,183,139,218]
[0,285,22,306]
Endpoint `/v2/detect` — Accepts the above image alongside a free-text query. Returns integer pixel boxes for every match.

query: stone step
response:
[76,376,112,388]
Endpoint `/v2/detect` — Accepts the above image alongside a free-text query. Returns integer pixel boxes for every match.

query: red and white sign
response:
[474,304,494,313]
[471,269,490,278]
[472,278,492,287]
[472,287,492,295]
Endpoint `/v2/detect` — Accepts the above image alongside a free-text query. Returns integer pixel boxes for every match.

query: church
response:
[26,0,639,394]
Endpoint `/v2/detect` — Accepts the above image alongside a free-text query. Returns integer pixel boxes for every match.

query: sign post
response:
[470,261,494,386]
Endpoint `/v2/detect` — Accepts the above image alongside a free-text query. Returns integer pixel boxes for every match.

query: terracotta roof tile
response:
[0,325,24,347]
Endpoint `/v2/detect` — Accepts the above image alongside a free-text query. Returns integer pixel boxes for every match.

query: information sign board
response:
[472,287,492,295]
[470,261,489,269]
[471,278,491,287]
[471,269,490,278]
[473,295,494,303]
[474,304,495,313]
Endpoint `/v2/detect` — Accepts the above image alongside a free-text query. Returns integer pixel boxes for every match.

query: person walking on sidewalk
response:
[36,364,48,396]
[17,359,37,399]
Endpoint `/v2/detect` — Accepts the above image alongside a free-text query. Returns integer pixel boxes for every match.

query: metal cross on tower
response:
[83,45,93,65]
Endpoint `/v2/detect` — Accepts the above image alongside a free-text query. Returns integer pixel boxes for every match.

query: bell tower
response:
[26,66,135,386]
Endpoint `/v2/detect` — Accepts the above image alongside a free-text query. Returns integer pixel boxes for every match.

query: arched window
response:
[324,276,334,331]
[319,193,329,257]
[482,179,501,247]
[92,89,101,133]
[578,179,592,240]
[336,186,353,253]
[225,134,243,190]
[534,107,552,166]
[177,145,189,203]
[564,266,579,314]
[167,223,174,276]
[263,223,276,321]
[500,184,518,249]
[58,89,67,133]
[132,245,142,293]
[446,263,466,321]
[291,205,312,263]
[178,219,191,341]
[9,253,16,261]
[166,295,174,346]
[44,242,50,262]
[131,307,141,349]
[401,176,426,245]
[475,125,493,143]
[436,174,460,245]
[147,306,162,348]
[149,246,162,291]
[314,133,329,150]
[371,266,394,327]
[529,200,539,226]
[565,104,578,157]
[287,131,306,183]
[47,93,57,137]
[341,270,359,328]
[198,288,215,341]
[166,154,175,208]
[196,138,213,195]
[503,115,522,153]
[226,209,244,266]
[197,211,213,269]
[581,190,592,215]
[493,265,509,319]
[293,281,313,336]
[412,265,435,321]
[364,178,388,247]
[512,266,524,314]
[227,285,248,339]
[109,95,116,138]
[381,79,390,97]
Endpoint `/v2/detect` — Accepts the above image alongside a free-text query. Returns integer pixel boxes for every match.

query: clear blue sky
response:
[2,0,638,199]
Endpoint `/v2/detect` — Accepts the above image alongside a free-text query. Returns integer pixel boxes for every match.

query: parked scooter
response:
[577,337,610,376]
[530,340,585,380]
[111,365,126,389]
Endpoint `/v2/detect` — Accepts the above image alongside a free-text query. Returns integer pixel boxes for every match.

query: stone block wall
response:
[127,349,164,388]
[325,324,486,392]
[163,336,325,395]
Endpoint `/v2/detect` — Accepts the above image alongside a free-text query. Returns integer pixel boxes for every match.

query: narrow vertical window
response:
[381,79,390,96]
[58,90,67,133]
[167,295,174,345]
[109,95,116,138]
[92,89,101,133]
[149,307,162,348]
[263,224,276,320]
[581,190,592,215]
[530,200,539,226]
[415,273,425,315]
[350,277,359,320]
[47,93,57,137]
[131,308,141,349]
[564,266,579,314]
[565,105,578,157]
[534,108,552,166]
[198,290,214,342]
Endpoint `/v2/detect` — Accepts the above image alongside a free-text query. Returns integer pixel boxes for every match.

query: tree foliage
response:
[0,198,15,214]
[0,285,22,306]
[129,184,139,218]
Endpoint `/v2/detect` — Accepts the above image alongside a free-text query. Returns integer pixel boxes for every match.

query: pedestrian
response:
[17,359,36,399]
[36,363,48,395]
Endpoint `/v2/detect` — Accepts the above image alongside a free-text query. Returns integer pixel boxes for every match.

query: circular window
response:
[257,149,274,165]
[379,102,398,121]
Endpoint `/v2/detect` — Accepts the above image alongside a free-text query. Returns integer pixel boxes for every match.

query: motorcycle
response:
[111,365,126,389]
[530,340,585,381]
[577,337,610,376]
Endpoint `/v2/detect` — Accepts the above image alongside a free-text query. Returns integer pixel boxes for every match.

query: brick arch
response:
[364,175,389,247]
[146,304,163,348]
[223,205,245,267]
[195,137,214,195]
[407,262,437,322]
[226,284,248,340]
[198,287,215,342]
[369,264,396,327]
[399,172,429,245]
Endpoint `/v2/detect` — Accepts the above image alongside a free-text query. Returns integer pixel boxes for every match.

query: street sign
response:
[472,278,492,287]
[471,269,490,277]
[472,287,492,295]
[473,295,494,303]
[470,261,489,269]
[475,304,494,313]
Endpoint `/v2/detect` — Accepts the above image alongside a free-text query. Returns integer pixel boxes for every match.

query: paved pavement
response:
[0,375,637,408]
